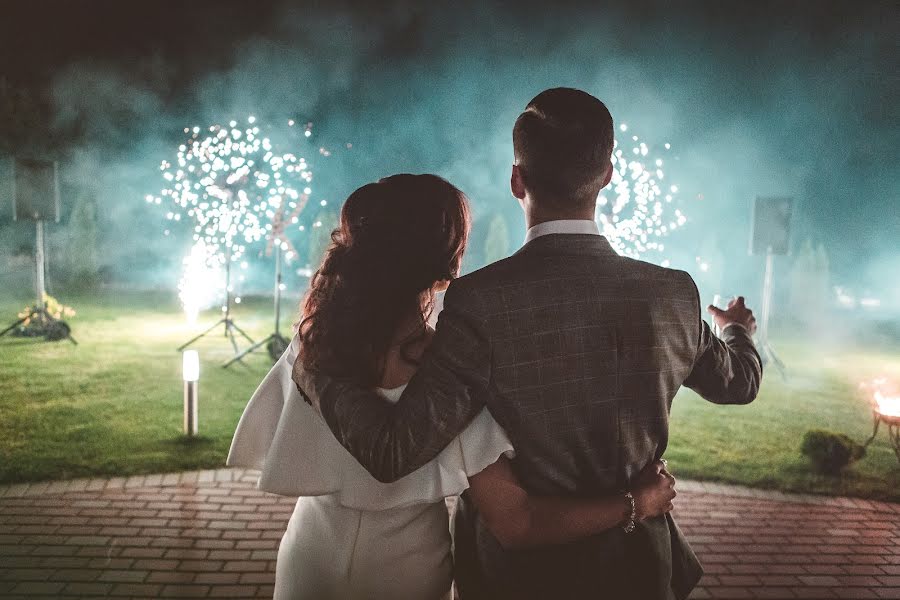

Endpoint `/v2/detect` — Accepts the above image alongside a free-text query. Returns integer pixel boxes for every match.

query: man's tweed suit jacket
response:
[297,233,762,600]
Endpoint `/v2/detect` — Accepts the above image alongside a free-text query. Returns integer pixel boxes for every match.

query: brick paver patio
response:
[1,469,898,599]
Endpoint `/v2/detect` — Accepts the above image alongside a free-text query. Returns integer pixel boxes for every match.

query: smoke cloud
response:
[0,0,896,321]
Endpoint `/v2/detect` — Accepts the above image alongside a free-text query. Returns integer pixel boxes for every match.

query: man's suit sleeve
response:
[681,273,763,405]
[294,280,490,483]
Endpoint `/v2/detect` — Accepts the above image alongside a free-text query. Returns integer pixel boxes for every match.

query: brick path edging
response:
[2,468,900,599]
[1,468,897,513]
[0,469,243,500]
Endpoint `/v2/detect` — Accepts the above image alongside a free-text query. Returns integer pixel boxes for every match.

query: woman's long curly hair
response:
[297,174,471,388]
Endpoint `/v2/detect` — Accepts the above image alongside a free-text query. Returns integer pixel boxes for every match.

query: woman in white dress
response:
[228,174,677,599]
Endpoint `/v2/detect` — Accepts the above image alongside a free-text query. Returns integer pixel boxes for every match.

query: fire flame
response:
[867,378,900,419]
[874,390,900,418]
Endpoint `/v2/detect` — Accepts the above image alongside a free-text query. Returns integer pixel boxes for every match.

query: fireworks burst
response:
[147,116,313,263]
[148,116,315,321]
[596,123,688,264]
[178,240,223,325]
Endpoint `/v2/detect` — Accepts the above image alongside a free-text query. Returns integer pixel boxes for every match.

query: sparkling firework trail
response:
[147,116,314,264]
[148,116,316,320]
[596,124,688,265]
[178,240,223,325]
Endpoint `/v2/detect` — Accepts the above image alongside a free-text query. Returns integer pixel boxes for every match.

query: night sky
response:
[0,0,897,305]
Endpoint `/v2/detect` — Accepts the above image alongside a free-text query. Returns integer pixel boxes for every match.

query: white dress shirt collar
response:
[524,219,601,245]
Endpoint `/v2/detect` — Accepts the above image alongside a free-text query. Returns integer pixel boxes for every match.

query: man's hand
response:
[707,296,757,335]
[632,460,677,521]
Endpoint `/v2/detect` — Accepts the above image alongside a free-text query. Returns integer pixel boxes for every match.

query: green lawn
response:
[0,290,290,484]
[669,335,900,501]
[1,289,898,501]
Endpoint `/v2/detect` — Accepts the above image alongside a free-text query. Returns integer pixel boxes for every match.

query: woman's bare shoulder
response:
[379,328,434,389]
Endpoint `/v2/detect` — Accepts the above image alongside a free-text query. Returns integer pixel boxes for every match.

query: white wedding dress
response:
[227,335,513,600]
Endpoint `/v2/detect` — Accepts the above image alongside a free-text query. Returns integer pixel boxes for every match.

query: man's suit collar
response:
[514,232,618,257]
[524,219,601,244]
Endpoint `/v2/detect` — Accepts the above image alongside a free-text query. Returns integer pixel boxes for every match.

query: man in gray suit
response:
[296,88,762,599]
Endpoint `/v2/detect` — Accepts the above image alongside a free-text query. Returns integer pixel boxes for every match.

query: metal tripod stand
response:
[0,220,76,344]
[223,243,290,367]
[177,247,255,365]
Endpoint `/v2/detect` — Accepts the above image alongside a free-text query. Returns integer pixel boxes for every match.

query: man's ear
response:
[511,164,526,200]
[599,161,613,189]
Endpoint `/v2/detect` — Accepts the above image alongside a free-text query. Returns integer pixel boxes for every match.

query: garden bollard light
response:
[183,350,199,436]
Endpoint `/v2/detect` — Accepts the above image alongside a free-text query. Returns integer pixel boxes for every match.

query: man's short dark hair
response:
[513,88,614,208]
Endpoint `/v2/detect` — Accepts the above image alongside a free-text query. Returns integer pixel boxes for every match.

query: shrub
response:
[800,429,865,475]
